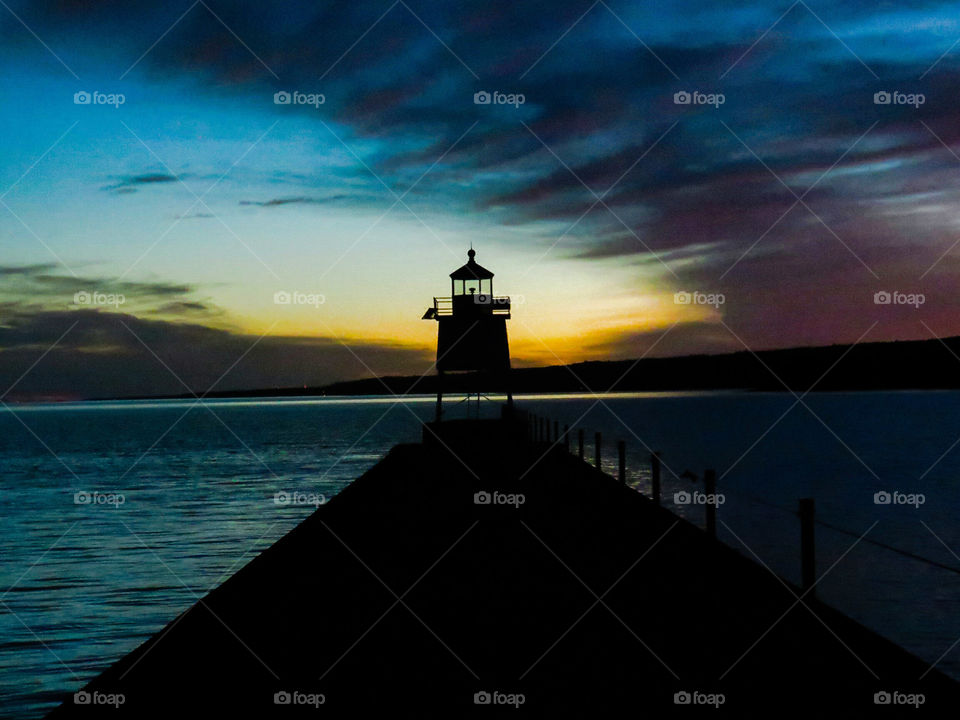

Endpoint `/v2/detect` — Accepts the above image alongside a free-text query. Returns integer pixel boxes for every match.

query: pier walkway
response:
[50,418,959,717]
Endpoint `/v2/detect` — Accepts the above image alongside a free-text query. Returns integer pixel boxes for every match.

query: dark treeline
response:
[124,335,960,400]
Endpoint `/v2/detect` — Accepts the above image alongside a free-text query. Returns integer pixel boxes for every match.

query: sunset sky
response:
[3,1,960,398]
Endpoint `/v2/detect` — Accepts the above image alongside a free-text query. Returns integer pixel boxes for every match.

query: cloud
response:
[147,300,224,318]
[103,173,181,194]
[27,1,960,267]
[8,0,960,369]
[238,195,351,207]
[0,264,216,319]
[0,309,432,401]
[583,321,742,360]
[0,263,59,276]
[0,267,429,400]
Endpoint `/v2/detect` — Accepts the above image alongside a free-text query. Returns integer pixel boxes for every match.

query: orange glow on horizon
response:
[235,285,721,372]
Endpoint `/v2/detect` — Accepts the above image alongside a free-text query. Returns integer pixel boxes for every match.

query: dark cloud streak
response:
[0,310,431,401]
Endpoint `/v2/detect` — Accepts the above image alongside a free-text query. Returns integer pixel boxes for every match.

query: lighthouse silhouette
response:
[422,247,514,421]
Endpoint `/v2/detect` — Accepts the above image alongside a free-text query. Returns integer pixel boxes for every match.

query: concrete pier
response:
[49,418,959,717]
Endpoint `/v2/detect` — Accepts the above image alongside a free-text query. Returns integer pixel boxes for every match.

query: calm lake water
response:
[2,391,960,717]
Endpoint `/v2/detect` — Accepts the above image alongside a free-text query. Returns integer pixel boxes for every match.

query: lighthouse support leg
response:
[435,370,444,423]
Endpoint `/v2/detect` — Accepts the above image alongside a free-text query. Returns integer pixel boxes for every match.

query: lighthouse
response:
[422,248,513,421]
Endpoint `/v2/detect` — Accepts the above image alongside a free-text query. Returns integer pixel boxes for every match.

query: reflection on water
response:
[2,391,960,716]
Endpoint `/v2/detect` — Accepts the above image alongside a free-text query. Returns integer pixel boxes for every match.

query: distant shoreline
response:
[84,334,960,402]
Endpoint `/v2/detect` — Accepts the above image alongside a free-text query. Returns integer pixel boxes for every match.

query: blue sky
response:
[3,1,960,398]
